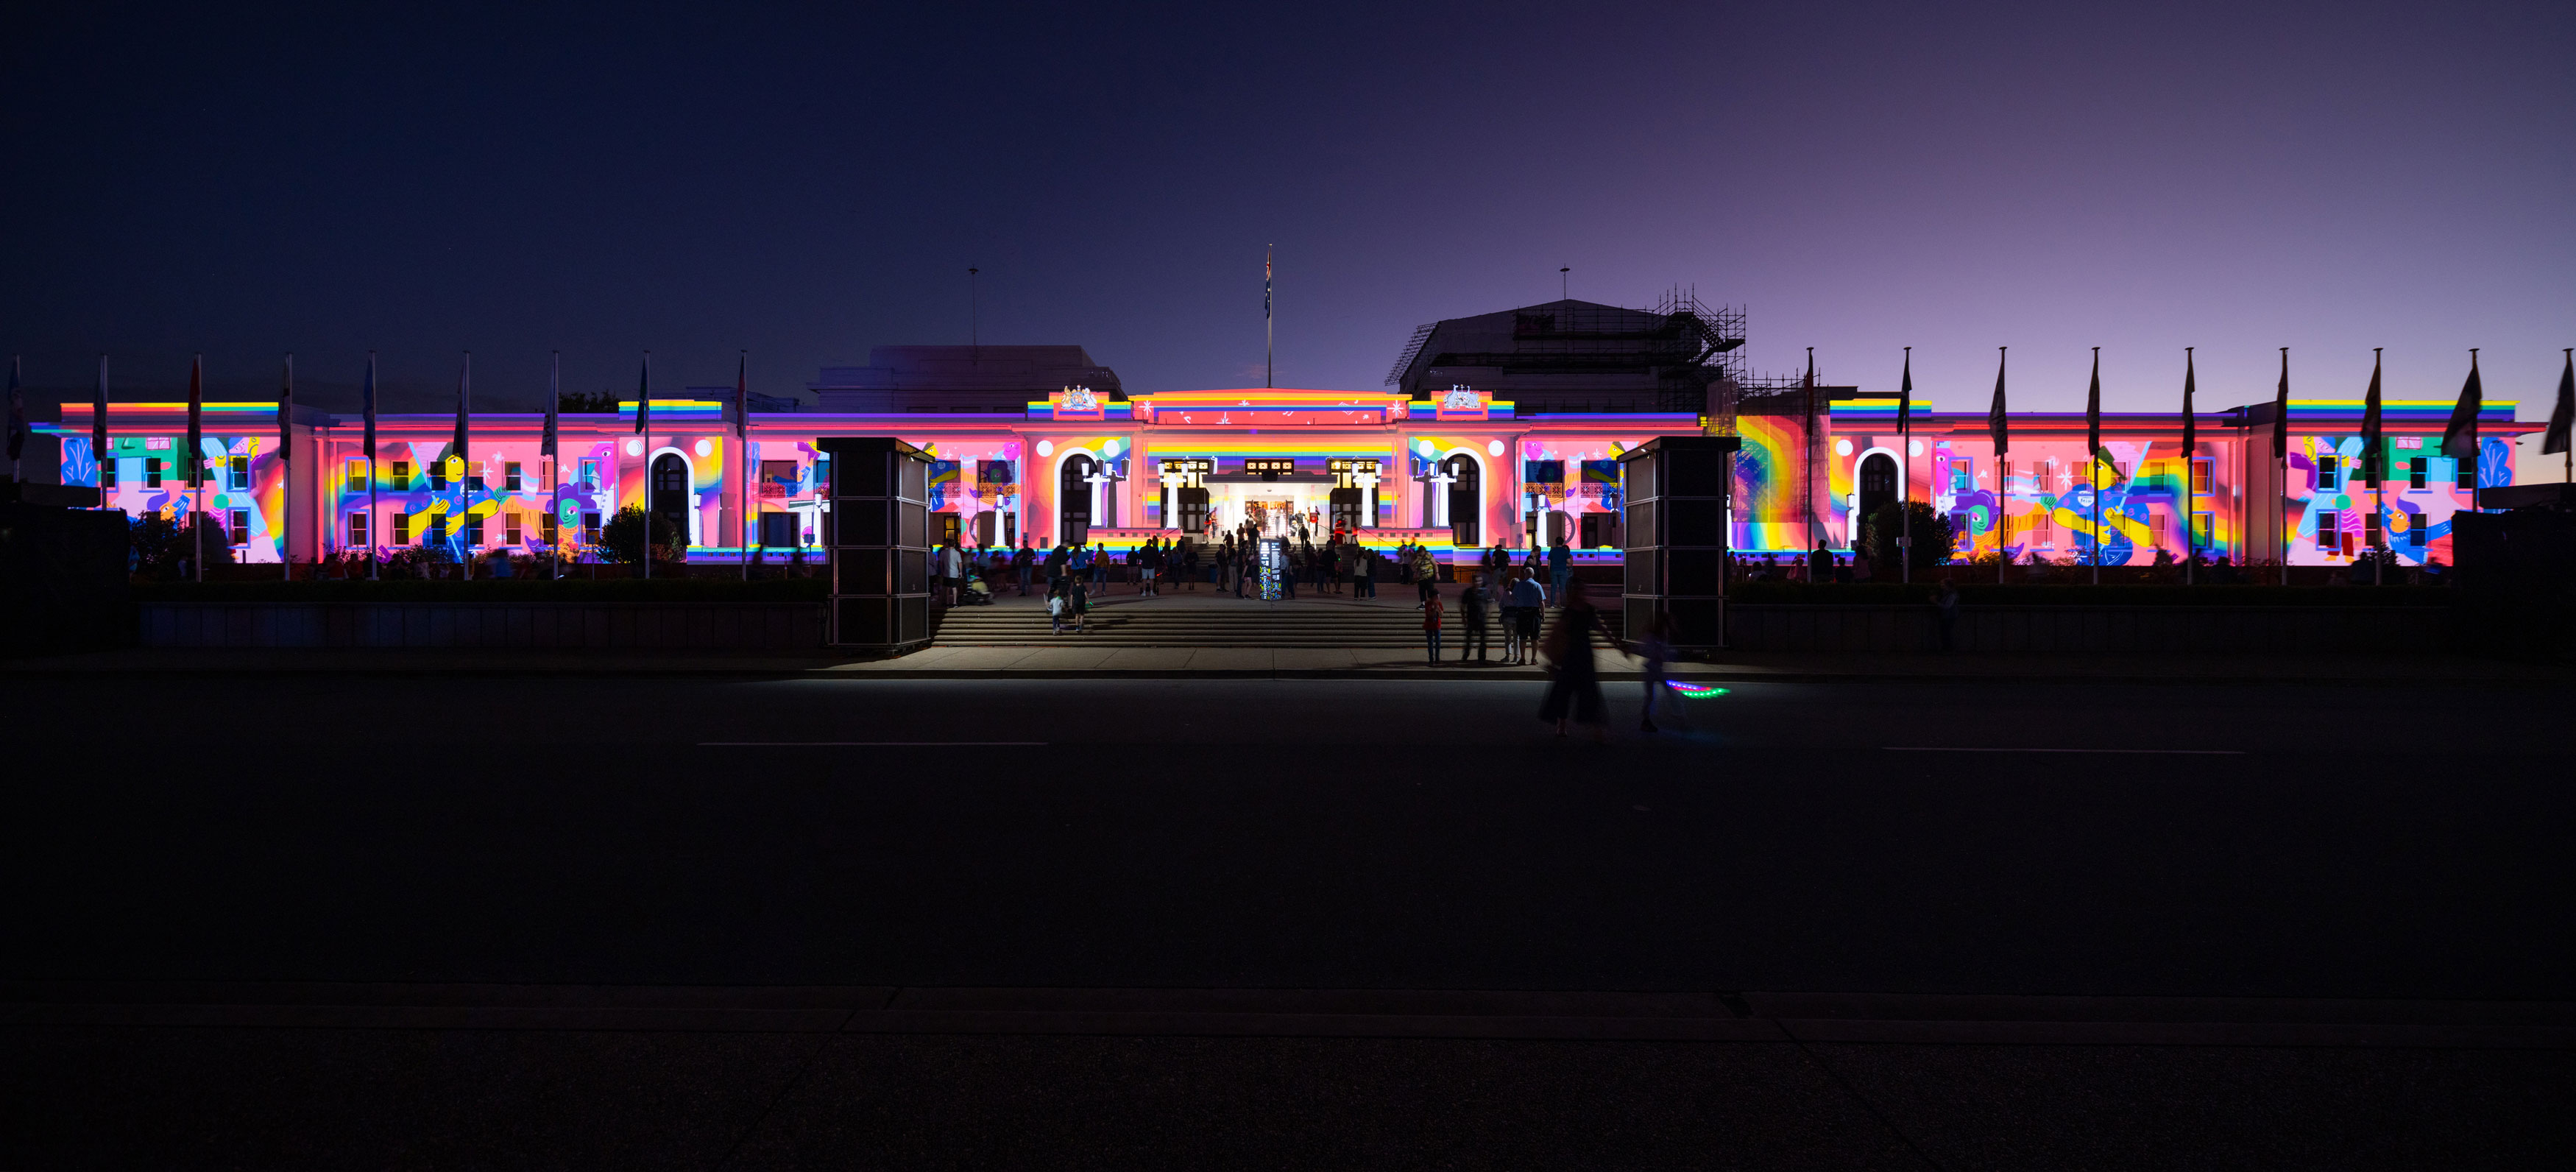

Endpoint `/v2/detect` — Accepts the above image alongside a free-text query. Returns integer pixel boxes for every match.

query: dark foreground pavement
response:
[6,673,2572,1168]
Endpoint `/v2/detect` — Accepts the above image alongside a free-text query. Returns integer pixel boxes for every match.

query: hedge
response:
[1722,583,2455,607]
[132,578,830,604]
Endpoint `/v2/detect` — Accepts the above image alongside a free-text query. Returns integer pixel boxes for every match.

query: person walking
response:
[1809,540,1833,584]
[1459,573,1492,661]
[1497,569,1526,663]
[1421,587,1445,665]
[938,537,964,607]
[1538,585,1609,740]
[1013,540,1036,596]
[1181,540,1200,590]
[1089,544,1108,590]
[1069,574,1091,634]
[1354,543,1376,599]
[1234,541,1252,597]
[1548,538,1573,605]
[1046,579,1069,635]
[1509,568,1547,665]
[1633,613,1677,732]
[1281,542,1299,599]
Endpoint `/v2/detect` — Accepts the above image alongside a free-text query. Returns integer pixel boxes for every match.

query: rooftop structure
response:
[1388,290,1750,414]
[811,345,1121,414]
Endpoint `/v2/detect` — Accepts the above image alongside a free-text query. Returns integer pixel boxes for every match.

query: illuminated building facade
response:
[46,380,2534,573]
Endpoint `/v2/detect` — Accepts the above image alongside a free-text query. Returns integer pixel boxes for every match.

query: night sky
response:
[5,2,2569,420]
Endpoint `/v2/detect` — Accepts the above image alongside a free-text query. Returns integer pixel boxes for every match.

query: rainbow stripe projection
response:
[39,391,2540,568]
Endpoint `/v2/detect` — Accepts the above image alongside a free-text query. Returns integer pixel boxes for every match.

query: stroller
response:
[959,574,996,606]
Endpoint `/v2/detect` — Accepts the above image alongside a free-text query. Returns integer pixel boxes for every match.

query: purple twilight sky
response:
[3,1,2569,425]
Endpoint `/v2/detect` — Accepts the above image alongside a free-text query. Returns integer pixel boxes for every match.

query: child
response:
[1047,581,1067,635]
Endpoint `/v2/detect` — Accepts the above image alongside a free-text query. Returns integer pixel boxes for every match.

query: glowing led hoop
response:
[1664,681,1730,698]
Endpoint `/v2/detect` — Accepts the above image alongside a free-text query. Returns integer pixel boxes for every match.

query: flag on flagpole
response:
[2542,349,2573,457]
[2085,347,2105,471]
[542,352,560,461]
[450,352,472,467]
[93,354,110,487]
[361,353,378,461]
[1986,347,2009,456]
[2271,349,2290,461]
[186,354,205,487]
[1264,249,1272,320]
[1897,349,1912,438]
[634,353,651,437]
[2441,350,2483,461]
[732,351,749,442]
[277,353,294,465]
[2180,348,2198,458]
[5,356,25,468]
[2360,349,2385,484]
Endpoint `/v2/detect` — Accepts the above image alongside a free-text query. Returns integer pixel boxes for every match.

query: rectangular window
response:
[2410,516,2427,546]
[2191,512,2213,550]
[2113,461,2129,483]
[2317,455,2338,489]
[2455,459,2475,490]
[1949,459,1972,493]
[428,462,447,491]
[542,514,559,546]
[2191,458,2214,495]
[2364,511,2381,547]
[1998,460,2014,491]
[2034,511,2052,545]
[465,514,485,547]
[581,512,601,543]
[227,456,250,490]
[2150,511,2167,543]
[102,457,118,490]
[349,512,369,547]
[580,459,599,489]
[390,460,411,486]
[2316,510,2338,549]
[467,470,486,493]
[147,458,164,488]
[504,512,523,546]
[504,462,523,491]
[760,459,799,498]
[392,512,410,546]
[229,509,251,545]
[2408,457,2427,489]
[347,458,368,491]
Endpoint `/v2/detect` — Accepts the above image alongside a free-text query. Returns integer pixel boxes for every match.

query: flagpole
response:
[281,353,294,582]
[640,351,651,582]
[2088,347,2101,587]
[738,350,750,582]
[1264,246,1275,390]
[1900,346,1912,587]
[188,354,204,585]
[1992,347,2008,587]
[2367,347,2385,586]
[2276,347,2289,587]
[94,354,110,513]
[365,352,379,581]
[545,351,561,579]
[2183,347,2195,587]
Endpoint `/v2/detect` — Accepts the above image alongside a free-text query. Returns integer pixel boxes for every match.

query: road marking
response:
[698,741,1051,747]
[1883,746,2244,755]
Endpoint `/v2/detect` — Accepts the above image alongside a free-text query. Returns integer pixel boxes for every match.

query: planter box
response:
[1724,604,2454,653]
[139,601,825,649]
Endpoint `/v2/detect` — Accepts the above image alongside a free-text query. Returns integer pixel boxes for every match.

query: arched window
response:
[1058,454,1096,542]
[651,453,690,547]
[1443,453,1480,546]
[1858,452,1899,521]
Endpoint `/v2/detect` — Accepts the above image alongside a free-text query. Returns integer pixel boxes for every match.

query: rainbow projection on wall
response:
[1731,414,1806,552]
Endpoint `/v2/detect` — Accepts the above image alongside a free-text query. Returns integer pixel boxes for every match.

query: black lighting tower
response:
[1618,434,1741,653]
[821,437,936,654]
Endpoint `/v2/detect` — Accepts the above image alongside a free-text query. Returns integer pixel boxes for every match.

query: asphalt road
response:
[7,671,2572,1168]
[12,674,2570,997]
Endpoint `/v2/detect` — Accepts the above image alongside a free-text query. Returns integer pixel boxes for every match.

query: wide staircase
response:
[933,597,1621,649]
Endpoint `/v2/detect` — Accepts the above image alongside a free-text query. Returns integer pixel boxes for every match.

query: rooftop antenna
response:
[968,267,980,362]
